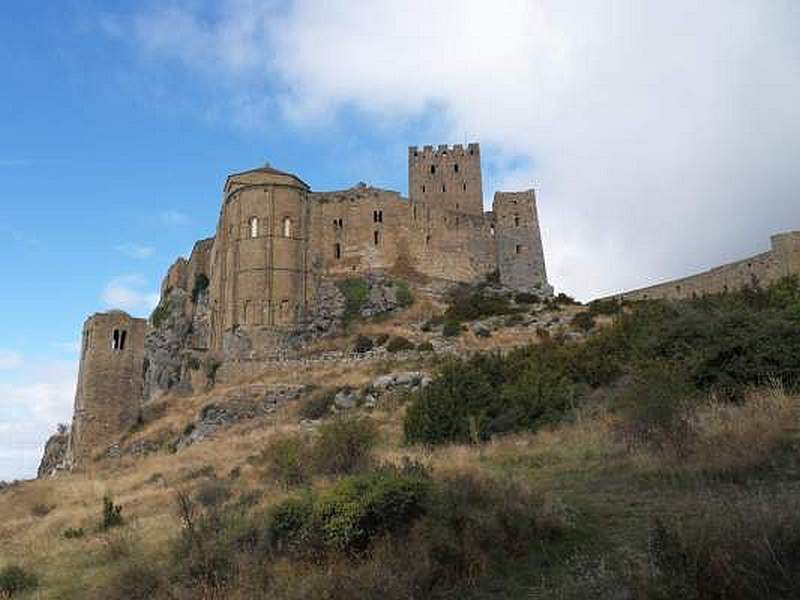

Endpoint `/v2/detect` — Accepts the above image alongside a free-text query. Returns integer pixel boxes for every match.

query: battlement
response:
[409,143,480,158]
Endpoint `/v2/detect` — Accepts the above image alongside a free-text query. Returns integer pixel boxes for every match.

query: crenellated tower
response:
[408,143,483,215]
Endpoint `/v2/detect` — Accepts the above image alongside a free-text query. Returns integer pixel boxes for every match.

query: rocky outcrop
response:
[175,384,304,450]
[144,284,212,401]
[37,427,69,478]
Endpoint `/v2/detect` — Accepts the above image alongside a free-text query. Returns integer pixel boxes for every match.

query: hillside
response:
[2,279,800,599]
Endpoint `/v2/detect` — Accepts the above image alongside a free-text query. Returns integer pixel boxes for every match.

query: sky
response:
[1,0,799,480]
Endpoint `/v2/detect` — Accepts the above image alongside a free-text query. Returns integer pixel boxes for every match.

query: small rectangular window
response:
[374,230,380,245]
[335,243,341,259]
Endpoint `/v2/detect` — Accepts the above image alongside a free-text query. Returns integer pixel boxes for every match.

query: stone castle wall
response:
[607,231,800,302]
[67,311,147,467]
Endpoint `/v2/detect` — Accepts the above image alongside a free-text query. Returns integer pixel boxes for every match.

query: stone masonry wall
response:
[608,231,800,302]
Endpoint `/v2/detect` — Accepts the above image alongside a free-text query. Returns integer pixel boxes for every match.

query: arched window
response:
[249,216,258,238]
[111,329,127,351]
[513,215,520,227]
[283,217,292,238]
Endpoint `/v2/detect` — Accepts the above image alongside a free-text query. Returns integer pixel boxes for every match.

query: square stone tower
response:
[408,143,483,215]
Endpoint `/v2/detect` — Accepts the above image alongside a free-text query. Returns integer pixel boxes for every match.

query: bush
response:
[617,363,697,459]
[337,278,369,325]
[588,297,622,316]
[375,333,390,346]
[0,565,38,596]
[570,311,595,332]
[404,347,576,445]
[102,494,124,530]
[504,312,524,327]
[417,341,434,352]
[262,434,311,487]
[514,292,539,304]
[268,463,432,556]
[298,389,336,420]
[445,284,517,323]
[395,281,414,308]
[352,335,374,353]
[313,417,378,476]
[442,319,462,337]
[30,502,51,518]
[386,336,415,353]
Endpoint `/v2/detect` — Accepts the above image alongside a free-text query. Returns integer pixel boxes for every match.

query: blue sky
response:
[2,1,799,480]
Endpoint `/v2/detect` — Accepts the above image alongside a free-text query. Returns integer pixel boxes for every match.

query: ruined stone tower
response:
[67,311,147,466]
[208,167,313,355]
[493,191,551,293]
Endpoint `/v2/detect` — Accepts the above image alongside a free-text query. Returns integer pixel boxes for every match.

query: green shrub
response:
[298,389,336,420]
[313,417,378,476]
[352,335,374,353]
[395,281,415,308]
[570,311,595,332]
[514,292,539,304]
[101,494,124,530]
[0,565,38,596]
[262,434,311,488]
[588,297,622,316]
[445,284,517,323]
[375,333,390,346]
[617,362,696,458]
[404,348,576,445]
[30,502,51,517]
[386,336,415,353]
[191,273,210,304]
[417,341,434,352]
[337,278,369,325]
[268,463,432,556]
[442,319,462,337]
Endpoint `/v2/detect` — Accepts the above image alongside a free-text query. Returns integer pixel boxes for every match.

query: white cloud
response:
[115,1,800,299]
[101,274,159,315]
[0,350,22,370]
[0,360,77,480]
[115,242,156,259]
[159,209,190,225]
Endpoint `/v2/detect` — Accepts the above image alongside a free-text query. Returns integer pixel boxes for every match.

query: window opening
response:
[249,216,258,238]
[430,165,436,174]
[374,230,380,245]
[283,217,292,237]
[335,243,341,259]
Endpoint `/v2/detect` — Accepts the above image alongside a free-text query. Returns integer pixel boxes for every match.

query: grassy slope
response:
[3,285,800,598]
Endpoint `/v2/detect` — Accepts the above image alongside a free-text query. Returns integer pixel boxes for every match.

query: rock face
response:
[144,286,211,401]
[175,384,304,450]
[37,429,69,478]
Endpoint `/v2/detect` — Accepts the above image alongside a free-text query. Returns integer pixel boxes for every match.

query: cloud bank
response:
[110,0,800,299]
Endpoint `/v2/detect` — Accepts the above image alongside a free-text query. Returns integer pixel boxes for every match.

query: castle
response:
[61,143,553,468]
[55,140,800,471]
